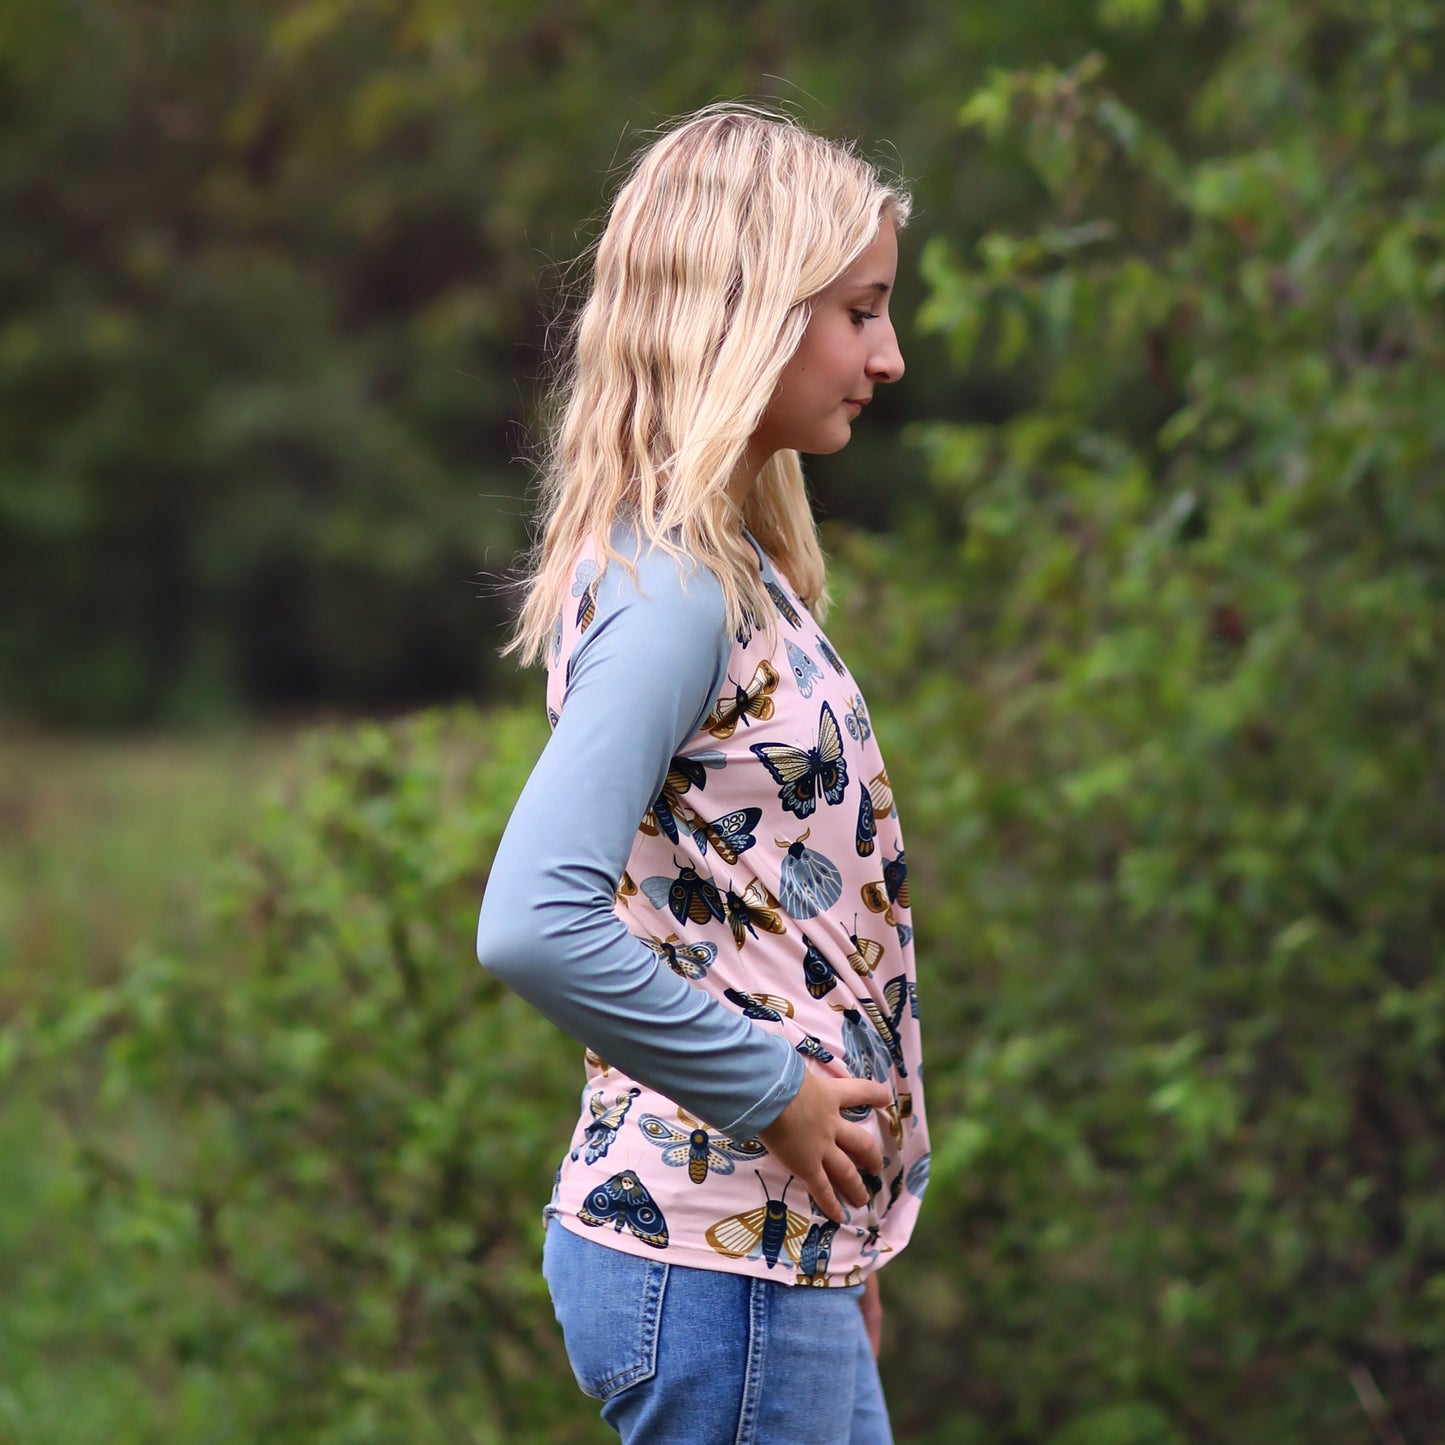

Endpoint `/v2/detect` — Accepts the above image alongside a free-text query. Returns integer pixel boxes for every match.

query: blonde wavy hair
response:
[505,104,911,665]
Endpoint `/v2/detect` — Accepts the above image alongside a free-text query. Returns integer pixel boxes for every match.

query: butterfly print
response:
[665,750,726,796]
[550,613,563,664]
[571,559,600,631]
[641,860,725,927]
[724,987,794,1023]
[785,640,823,698]
[844,693,872,743]
[800,934,838,1000]
[546,705,560,730]
[616,871,638,909]
[750,702,848,819]
[706,1172,810,1269]
[815,635,845,675]
[639,1111,766,1184]
[571,1087,641,1165]
[706,660,779,739]
[861,845,909,927]
[723,879,787,950]
[577,1170,669,1248]
[691,806,761,865]
[847,919,884,977]
[642,933,718,981]
[868,769,895,818]
[584,1045,611,1074]
[766,580,802,629]
[796,1220,840,1286]
[795,1033,835,1063]
[775,829,843,918]
[856,975,911,1077]
[855,787,877,858]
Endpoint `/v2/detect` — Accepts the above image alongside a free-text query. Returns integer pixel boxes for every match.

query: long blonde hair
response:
[506,104,911,664]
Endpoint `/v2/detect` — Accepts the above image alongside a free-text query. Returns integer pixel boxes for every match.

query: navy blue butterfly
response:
[692,806,762,865]
[577,1170,670,1248]
[750,703,848,820]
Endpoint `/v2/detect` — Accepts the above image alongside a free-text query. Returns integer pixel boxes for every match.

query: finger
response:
[808,1171,845,1224]
[833,1077,892,1110]
[835,1121,885,1176]
[826,1148,870,1209]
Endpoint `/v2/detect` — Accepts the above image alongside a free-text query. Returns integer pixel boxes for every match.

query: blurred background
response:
[3,0,1442,1441]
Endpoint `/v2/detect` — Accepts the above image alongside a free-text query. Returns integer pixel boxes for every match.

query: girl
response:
[476,106,929,1445]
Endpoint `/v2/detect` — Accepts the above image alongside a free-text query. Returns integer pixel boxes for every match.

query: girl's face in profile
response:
[751,222,905,463]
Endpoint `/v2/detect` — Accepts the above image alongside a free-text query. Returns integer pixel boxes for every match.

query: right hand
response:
[756,1071,891,1224]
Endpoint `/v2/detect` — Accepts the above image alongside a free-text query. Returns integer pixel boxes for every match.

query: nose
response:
[867,318,905,383]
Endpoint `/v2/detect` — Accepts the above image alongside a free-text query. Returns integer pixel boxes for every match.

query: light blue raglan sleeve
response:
[475,543,805,1138]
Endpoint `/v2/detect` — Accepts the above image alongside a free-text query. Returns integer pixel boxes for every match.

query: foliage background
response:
[3,0,1442,1442]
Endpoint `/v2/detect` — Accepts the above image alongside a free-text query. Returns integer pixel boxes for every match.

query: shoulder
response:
[592,522,729,644]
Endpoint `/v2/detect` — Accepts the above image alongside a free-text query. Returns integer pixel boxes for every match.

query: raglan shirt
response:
[476,524,929,1286]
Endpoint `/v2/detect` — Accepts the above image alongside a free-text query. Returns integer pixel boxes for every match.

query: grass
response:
[0,726,309,1444]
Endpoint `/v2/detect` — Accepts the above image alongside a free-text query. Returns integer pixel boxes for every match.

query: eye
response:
[850,309,880,327]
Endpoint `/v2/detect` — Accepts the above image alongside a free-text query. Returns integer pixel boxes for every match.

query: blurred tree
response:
[0,0,1205,724]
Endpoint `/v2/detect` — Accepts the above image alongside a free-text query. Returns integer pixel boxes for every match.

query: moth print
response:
[775,829,843,919]
[641,860,725,927]
[577,1171,669,1249]
[723,879,787,950]
[638,1109,767,1184]
[642,932,719,981]
[705,1171,810,1270]
[785,639,823,698]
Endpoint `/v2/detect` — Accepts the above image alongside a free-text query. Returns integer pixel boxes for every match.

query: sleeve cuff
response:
[720,1039,806,1141]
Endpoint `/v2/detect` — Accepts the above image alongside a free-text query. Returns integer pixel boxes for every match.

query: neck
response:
[728,441,773,512]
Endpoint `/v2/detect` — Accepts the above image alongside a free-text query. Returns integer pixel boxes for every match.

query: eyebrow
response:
[853,281,891,296]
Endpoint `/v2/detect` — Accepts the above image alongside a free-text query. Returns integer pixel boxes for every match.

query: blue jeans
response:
[542,1220,894,1444]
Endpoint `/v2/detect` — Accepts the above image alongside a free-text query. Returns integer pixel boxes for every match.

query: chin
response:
[798,427,853,457]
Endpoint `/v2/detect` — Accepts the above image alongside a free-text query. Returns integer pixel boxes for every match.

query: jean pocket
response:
[543,1223,669,1401]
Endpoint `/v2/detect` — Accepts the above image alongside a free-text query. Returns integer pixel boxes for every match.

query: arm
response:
[476,541,804,1137]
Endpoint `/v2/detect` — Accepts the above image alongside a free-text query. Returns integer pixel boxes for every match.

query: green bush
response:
[15,707,606,1444]
[822,2,1445,1441]
[11,3,1444,1441]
